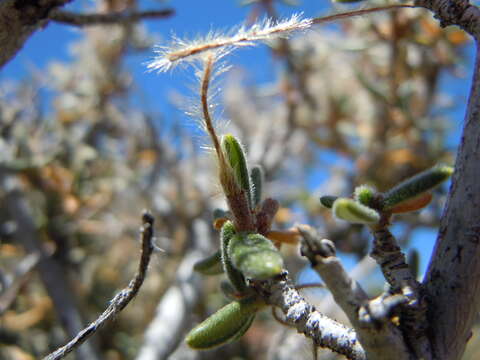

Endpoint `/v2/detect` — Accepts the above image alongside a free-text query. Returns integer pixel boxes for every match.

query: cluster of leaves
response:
[321,165,453,225]
[187,134,287,349]
[1,0,476,359]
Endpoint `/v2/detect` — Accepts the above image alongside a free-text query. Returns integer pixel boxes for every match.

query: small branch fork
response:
[370,225,431,360]
[256,273,366,360]
[43,212,156,360]
[298,226,413,360]
[49,9,174,26]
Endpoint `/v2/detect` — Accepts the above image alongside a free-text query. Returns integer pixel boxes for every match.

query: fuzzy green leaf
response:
[193,250,223,275]
[333,198,380,224]
[228,233,284,280]
[383,165,453,210]
[185,298,261,349]
[221,134,251,205]
[250,165,264,208]
[221,221,248,293]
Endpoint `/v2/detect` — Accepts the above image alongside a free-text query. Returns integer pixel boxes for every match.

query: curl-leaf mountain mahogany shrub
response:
[321,165,453,224]
[186,133,284,349]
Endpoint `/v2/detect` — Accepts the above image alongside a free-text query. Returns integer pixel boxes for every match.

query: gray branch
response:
[256,273,366,360]
[43,212,156,360]
[299,226,413,360]
[49,9,174,26]
[412,2,480,360]
[370,227,431,359]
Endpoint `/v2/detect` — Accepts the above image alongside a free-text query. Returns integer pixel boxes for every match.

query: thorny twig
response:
[49,9,174,26]
[43,212,156,360]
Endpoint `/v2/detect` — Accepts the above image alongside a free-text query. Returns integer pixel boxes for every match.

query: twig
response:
[43,212,156,360]
[136,220,211,360]
[298,226,413,360]
[311,4,416,25]
[414,0,480,35]
[148,5,416,72]
[200,56,255,232]
[370,226,431,360]
[256,273,366,360]
[49,9,174,26]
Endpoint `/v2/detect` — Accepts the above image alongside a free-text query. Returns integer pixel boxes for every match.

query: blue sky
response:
[0,1,473,279]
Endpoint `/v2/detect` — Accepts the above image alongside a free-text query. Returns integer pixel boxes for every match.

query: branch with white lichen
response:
[298,225,413,360]
[255,273,366,360]
[370,225,431,360]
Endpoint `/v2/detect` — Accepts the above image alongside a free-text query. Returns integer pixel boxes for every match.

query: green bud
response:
[193,250,223,276]
[221,134,252,206]
[228,233,284,280]
[185,297,261,349]
[250,165,264,208]
[320,195,338,209]
[354,185,376,207]
[332,198,380,224]
[383,165,453,210]
[221,221,247,293]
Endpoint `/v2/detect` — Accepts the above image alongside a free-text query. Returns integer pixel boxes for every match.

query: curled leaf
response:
[383,165,453,210]
[333,198,380,224]
[185,297,262,349]
[228,233,284,280]
[221,134,251,201]
[250,165,264,208]
[320,195,338,209]
[193,250,223,275]
[221,221,248,293]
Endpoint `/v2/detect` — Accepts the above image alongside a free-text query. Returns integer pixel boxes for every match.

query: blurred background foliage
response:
[0,0,477,359]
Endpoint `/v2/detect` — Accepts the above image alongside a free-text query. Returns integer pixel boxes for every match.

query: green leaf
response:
[228,233,284,280]
[221,221,248,293]
[250,165,264,208]
[193,250,223,275]
[333,198,380,224]
[185,297,261,349]
[320,195,338,209]
[383,165,453,210]
[221,134,252,207]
